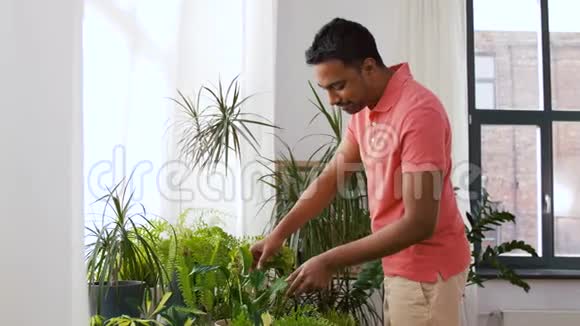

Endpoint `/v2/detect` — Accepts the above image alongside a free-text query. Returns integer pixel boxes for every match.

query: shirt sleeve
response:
[345,114,358,145]
[400,106,449,173]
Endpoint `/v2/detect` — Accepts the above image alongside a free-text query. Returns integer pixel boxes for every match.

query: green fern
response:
[175,254,196,308]
[274,316,335,326]
[231,308,254,326]
[321,310,357,326]
[275,305,336,326]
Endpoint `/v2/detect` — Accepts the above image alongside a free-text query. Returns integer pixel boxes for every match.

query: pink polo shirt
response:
[346,63,470,282]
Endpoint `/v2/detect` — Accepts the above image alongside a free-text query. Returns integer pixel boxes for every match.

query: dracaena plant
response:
[85,176,169,292]
[90,292,202,326]
[170,76,279,173]
[259,82,382,326]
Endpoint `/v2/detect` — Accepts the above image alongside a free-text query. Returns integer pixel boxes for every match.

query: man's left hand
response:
[286,254,336,297]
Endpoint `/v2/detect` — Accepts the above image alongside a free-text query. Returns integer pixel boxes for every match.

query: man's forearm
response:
[271,172,338,241]
[319,216,431,269]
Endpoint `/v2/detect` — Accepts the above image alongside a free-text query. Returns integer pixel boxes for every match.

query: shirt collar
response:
[369,62,412,113]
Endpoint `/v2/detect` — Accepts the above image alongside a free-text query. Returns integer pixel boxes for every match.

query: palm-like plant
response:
[259,82,370,260]
[86,176,169,318]
[170,76,278,173]
[259,82,382,325]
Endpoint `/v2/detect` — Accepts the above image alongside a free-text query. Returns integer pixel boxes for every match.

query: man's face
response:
[314,59,371,115]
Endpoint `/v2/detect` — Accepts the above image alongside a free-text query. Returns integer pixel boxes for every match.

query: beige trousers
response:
[383,269,468,326]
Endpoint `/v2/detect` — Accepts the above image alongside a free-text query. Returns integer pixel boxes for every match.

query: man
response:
[251,17,470,326]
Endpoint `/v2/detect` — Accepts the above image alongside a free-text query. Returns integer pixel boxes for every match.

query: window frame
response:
[467,0,580,274]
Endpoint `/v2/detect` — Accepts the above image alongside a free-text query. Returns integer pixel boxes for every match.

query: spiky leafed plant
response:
[259,81,370,259]
[465,188,539,292]
[170,76,278,173]
[259,82,382,325]
[90,292,202,325]
[85,175,170,316]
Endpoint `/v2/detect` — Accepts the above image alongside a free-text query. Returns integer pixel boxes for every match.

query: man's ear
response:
[361,58,376,74]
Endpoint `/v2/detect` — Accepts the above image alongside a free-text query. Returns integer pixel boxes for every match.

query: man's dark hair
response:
[305,18,384,67]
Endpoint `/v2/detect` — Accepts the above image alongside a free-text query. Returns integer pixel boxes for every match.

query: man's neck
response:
[367,67,393,110]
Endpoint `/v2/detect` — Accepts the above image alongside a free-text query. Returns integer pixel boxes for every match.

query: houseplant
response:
[465,188,539,292]
[205,244,357,326]
[146,211,297,325]
[89,291,203,325]
[85,176,169,319]
[170,75,278,174]
[208,243,291,326]
[156,218,244,323]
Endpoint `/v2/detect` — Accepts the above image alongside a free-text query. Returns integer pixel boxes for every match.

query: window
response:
[475,54,496,109]
[468,0,580,272]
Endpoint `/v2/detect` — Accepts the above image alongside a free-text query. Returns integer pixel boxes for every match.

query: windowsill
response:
[478,268,580,280]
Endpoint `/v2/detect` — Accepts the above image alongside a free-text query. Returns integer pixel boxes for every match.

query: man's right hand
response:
[251,233,285,270]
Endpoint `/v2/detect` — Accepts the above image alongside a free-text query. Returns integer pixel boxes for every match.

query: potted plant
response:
[89,291,204,325]
[85,176,169,320]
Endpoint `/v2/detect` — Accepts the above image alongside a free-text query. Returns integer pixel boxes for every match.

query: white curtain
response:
[160,0,245,235]
[83,0,182,231]
[83,0,276,237]
[238,0,277,236]
[390,0,471,217]
[385,1,476,325]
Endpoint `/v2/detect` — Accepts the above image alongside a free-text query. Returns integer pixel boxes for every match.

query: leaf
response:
[496,240,538,257]
[160,305,202,326]
[90,315,105,326]
[151,292,173,316]
[190,264,222,276]
[269,278,288,302]
[238,245,253,275]
[248,270,266,290]
[261,312,274,326]
[174,306,207,315]
[352,260,383,291]
[190,261,230,277]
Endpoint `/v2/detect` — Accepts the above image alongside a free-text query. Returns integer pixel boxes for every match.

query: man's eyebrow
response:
[318,80,345,90]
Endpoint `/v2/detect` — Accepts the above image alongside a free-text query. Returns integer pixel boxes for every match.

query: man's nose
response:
[328,91,340,106]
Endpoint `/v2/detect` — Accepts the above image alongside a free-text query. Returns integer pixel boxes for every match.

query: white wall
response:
[274,0,402,160]
[0,0,87,325]
[478,280,580,326]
